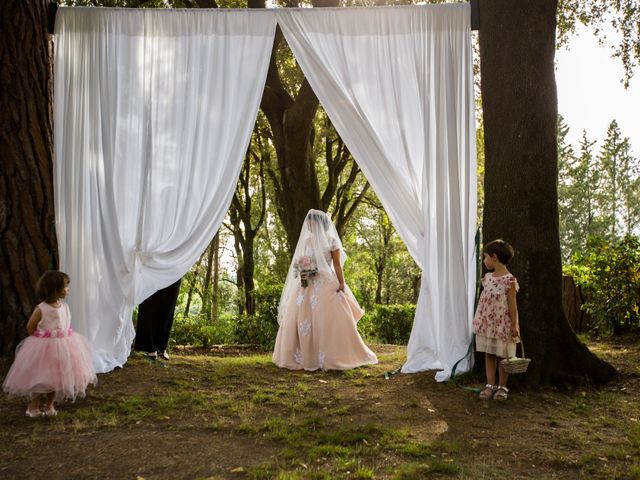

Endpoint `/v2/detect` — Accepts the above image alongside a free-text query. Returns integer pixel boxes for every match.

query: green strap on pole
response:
[384,367,402,380]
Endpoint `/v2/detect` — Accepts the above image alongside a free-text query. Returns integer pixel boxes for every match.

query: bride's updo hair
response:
[306,211,330,231]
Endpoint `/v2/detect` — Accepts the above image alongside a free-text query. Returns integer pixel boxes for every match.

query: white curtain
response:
[276,5,477,380]
[54,7,277,373]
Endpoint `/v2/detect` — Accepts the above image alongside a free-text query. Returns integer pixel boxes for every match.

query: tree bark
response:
[211,232,220,323]
[479,0,614,384]
[0,0,57,356]
[200,241,215,320]
[251,0,341,253]
[230,144,267,316]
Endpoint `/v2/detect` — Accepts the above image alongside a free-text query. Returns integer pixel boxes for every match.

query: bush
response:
[358,304,415,344]
[232,313,279,350]
[565,236,640,335]
[232,284,282,350]
[170,313,235,348]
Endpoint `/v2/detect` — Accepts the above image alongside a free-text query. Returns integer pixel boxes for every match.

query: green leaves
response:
[567,236,640,334]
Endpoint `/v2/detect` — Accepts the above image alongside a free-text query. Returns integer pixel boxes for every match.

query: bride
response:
[272,209,378,371]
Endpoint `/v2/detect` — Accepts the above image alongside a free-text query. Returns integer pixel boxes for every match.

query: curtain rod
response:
[47,1,480,35]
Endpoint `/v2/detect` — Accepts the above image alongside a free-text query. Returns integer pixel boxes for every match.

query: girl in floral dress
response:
[472,239,520,401]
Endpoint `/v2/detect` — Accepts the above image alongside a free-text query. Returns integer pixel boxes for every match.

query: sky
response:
[555,24,640,157]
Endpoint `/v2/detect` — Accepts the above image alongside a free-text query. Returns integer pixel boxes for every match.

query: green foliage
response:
[558,118,640,262]
[565,236,640,334]
[557,0,640,88]
[344,201,421,308]
[170,313,235,348]
[232,284,282,350]
[358,304,415,344]
[597,121,640,239]
[232,313,279,350]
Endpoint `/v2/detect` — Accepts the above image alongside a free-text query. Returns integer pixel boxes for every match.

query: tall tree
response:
[0,1,57,356]
[254,0,326,251]
[228,130,269,316]
[557,115,579,261]
[576,131,602,239]
[354,201,395,305]
[597,120,639,239]
[479,0,614,383]
[556,118,606,261]
[317,115,370,238]
[251,0,374,254]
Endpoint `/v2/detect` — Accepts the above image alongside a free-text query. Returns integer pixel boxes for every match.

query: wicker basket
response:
[500,340,531,374]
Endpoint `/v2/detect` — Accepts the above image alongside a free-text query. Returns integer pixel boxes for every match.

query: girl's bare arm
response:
[26,307,42,336]
[507,283,519,338]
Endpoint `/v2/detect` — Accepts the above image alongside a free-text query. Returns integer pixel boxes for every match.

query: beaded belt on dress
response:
[33,328,73,338]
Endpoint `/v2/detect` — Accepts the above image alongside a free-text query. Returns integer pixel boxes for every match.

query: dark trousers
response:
[134,278,182,353]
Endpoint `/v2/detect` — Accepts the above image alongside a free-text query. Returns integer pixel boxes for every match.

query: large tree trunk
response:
[479,0,614,384]
[250,0,339,253]
[0,1,57,356]
[260,38,322,252]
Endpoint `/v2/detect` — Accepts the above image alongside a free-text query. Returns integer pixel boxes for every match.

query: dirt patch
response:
[0,338,638,479]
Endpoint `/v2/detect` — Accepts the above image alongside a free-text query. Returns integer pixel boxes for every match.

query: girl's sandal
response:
[44,407,58,417]
[479,384,497,400]
[493,386,509,401]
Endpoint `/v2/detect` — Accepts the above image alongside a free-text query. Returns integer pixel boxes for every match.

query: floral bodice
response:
[472,273,518,341]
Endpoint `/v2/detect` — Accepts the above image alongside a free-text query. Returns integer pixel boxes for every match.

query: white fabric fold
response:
[54,7,277,372]
[276,4,477,380]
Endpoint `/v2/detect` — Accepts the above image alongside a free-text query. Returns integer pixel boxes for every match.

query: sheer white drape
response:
[54,8,276,372]
[277,5,476,380]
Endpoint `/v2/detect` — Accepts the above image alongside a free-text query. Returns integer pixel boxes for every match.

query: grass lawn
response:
[0,339,639,479]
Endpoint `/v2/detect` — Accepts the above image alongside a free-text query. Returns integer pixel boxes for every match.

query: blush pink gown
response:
[2,302,97,401]
[273,251,378,371]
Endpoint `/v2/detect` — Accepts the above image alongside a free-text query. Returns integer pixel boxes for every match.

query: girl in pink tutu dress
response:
[2,271,96,417]
[273,210,378,371]
[472,240,520,401]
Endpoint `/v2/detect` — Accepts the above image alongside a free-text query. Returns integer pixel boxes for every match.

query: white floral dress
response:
[472,273,519,358]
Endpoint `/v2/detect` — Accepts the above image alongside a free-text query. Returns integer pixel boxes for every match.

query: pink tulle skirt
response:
[2,333,97,401]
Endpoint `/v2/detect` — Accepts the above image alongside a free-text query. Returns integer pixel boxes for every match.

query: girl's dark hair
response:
[37,271,70,302]
[483,239,515,265]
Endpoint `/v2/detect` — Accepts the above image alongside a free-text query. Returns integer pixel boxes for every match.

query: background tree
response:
[556,118,605,261]
[557,0,640,88]
[251,0,330,251]
[227,126,269,316]
[557,115,580,261]
[179,233,221,321]
[352,200,395,305]
[0,0,57,356]
[479,0,615,383]
[596,120,639,239]
[317,115,370,238]
[251,0,375,254]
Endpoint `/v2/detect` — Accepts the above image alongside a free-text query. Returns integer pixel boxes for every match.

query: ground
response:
[0,338,639,480]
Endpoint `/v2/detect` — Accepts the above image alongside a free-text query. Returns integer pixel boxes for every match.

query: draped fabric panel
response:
[276,5,477,380]
[54,7,277,372]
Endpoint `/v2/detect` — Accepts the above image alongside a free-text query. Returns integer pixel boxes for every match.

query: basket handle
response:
[517,338,526,359]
